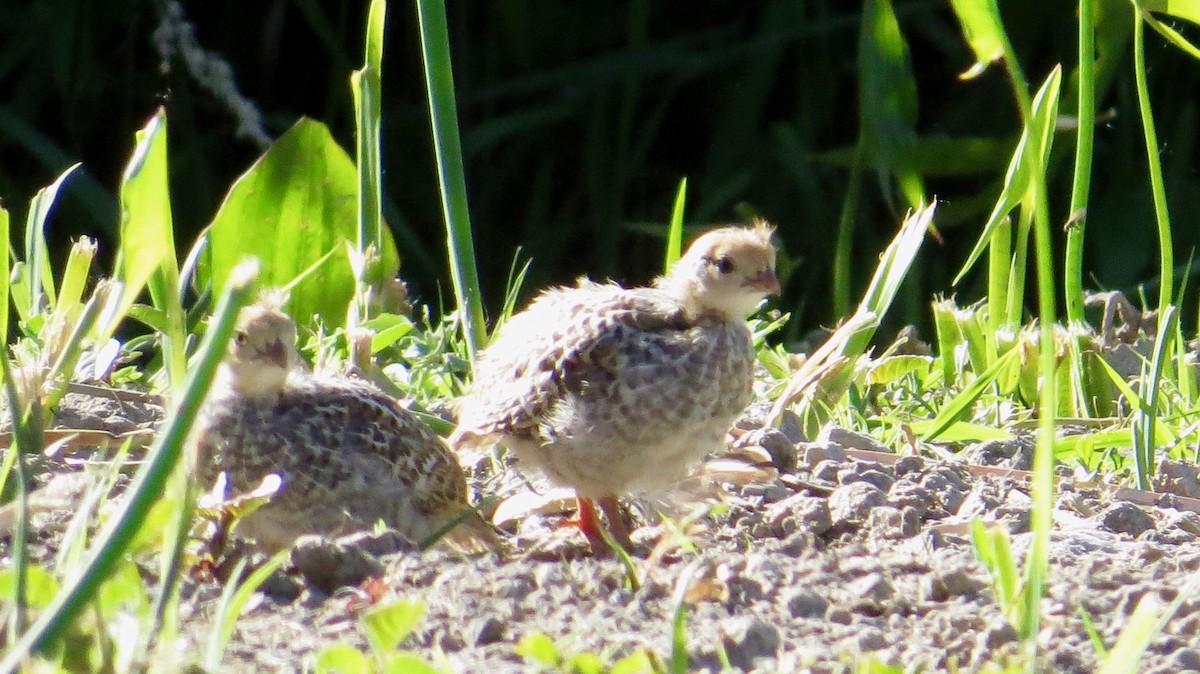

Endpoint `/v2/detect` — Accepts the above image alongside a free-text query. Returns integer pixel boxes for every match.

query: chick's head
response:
[222,297,298,399]
[662,221,780,320]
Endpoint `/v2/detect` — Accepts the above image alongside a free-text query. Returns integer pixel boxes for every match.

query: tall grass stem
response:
[415,0,486,364]
[1064,0,1096,324]
[1132,7,1175,317]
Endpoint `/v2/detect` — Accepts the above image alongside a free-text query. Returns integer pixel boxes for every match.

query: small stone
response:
[977,620,1018,649]
[1100,502,1157,537]
[1170,648,1200,670]
[720,616,781,669]
[736,427,797,472]
[826,606,853,624]
[765,494,832,537]
[289,536,384,593]
[848,573,895,611]
[887,480,931,518]
[812,459,843,483]
[830,481,887,525]
[920,472,966,514]
[802,445,849,472]
[821,426,891,453]
[925,568,987,601]
[868,505,921,539]
[472,616,507,646]
[1154,459,1200,499]
[850,628,887,652]
[783,589,828,618]
[893,455,926,475]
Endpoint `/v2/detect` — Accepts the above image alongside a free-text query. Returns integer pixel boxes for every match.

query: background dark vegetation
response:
[1,0,1198,341]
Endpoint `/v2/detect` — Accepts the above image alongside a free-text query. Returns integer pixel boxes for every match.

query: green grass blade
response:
[350,0,391,327]
[1023,65,1063,648]
[922,346,1021,442]
[416,0,486,365]
[109,110,179,375]
[204,549,290,671]
[122,110,186,390]
[1100,576,1200,674]
[23,163,78,316]
[0,262,259,668]
[1132,6,1175,318]
[947,0,1006,78]
[664,177,687,272]
[1065,0,1097,324]
[0,205,8,345]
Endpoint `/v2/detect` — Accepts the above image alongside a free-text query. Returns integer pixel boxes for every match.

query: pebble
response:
[821,426,891,453]
[1100,502,1157,537]
[829,482,887,525]
[783,589,828,618]
[720,616,781,669]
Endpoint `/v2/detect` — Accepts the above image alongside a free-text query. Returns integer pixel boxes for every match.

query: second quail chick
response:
[197,298,496,553]
[452,223,780,551]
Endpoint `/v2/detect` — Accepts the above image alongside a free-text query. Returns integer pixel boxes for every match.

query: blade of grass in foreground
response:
[416,0,486,366]
[0,261,260,670]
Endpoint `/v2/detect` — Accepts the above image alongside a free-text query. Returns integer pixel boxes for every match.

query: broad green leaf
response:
[362,600,425,656]
[948,0,1005,78]
[515,632,561,667]
[314,645,369,674]
[96,560,148,618]
[204,118,398,328]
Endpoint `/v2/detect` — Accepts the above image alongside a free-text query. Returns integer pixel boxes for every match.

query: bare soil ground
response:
[10,393,1200,673]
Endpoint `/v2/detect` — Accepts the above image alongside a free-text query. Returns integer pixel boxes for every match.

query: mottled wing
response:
[457,282,690,442]
[290,377,471,511]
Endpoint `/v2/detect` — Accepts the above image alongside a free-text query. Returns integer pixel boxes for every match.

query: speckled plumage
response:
[197,299,493,553]
[453,223,779,546]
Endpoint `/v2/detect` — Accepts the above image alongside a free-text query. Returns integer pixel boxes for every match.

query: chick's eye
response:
[234,332,247,345]
[715,256,735,274]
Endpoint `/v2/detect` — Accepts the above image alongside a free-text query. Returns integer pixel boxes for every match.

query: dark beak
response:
[747,269,781,295]
[263,339,289,369]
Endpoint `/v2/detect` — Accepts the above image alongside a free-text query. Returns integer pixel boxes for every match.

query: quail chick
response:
[452,223,780,551]
[197,297,496,553]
